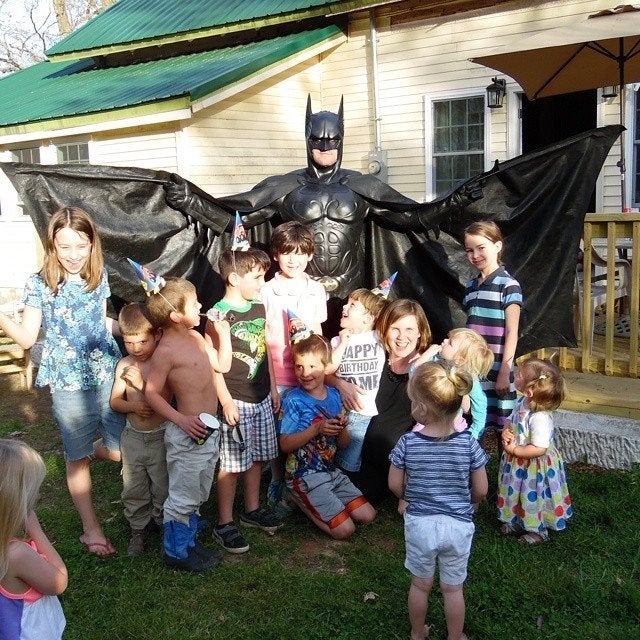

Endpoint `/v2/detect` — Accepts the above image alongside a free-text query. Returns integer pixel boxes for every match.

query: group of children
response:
[0,209,573,640]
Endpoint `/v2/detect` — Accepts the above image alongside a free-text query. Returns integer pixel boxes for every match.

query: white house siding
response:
[1,0,635,298]
[92,127,179,172]
[179,58,322,197]
[320,0,632,206]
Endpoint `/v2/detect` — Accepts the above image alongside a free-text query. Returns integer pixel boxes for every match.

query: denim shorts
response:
[51,382,125,461]
[404,513,474,585]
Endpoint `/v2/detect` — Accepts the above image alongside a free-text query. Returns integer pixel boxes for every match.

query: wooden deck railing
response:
[559,213,640,378]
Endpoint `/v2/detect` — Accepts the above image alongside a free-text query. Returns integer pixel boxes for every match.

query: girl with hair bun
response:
[388,361,489,640]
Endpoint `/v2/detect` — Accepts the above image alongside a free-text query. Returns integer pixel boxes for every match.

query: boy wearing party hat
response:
[327,274,396,474]
[206,216,283,554]
[127,260,232,573]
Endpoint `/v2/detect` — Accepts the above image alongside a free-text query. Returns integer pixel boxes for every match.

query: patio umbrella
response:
[470,4,640,210]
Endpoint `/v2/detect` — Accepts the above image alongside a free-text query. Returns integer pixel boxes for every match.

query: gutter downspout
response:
[368,9,388,181]
[369,9,382,152]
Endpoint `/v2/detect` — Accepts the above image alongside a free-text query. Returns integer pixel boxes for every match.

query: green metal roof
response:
[46,0,387,60]
[0,25,344,134]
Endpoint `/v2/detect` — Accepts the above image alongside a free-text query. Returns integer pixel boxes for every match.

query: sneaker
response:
[240,508,283,535]
[213,523,250,554]
[267,480,296,519]
[127,529,146,557]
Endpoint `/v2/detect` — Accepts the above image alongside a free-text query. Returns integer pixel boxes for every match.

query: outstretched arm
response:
[366,172,485,234]
[164,174,278,230]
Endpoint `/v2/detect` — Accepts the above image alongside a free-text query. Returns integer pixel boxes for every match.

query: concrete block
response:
[555,409,640,470]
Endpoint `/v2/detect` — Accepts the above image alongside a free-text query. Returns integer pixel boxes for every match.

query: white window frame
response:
[424,88,492,201]
[56,140,90,165]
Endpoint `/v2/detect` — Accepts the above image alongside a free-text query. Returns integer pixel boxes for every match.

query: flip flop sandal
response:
[518,531,549,545]
[80,537,117,557]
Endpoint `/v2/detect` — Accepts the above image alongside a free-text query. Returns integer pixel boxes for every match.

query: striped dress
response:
[463,266,522,432]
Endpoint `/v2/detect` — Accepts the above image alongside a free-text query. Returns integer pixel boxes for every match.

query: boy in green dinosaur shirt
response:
[206,247,283,554]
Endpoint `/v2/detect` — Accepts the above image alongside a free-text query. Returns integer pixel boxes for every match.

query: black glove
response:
[164,173,192,210]
[454,172,487,206]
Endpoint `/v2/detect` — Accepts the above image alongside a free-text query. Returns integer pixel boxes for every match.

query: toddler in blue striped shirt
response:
[389,361,489,640]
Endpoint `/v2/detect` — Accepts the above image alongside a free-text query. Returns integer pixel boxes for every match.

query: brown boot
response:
[127,529,146,557]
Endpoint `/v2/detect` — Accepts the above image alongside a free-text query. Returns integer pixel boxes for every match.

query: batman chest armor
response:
[281,182,367,285]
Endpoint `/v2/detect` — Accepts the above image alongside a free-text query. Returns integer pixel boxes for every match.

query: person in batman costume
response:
[0,120,621,354]
[164,96,483,333]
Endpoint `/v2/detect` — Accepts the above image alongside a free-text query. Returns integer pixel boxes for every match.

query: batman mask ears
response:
[304,95,345,180]
[305,95,344,143]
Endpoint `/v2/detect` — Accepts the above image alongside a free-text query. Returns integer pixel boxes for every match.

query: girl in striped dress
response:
[462,221,522,454]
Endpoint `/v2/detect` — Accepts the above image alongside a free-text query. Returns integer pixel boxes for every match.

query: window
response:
[432,96,485,196]
[57,142,89,164]
[11,147,40,164]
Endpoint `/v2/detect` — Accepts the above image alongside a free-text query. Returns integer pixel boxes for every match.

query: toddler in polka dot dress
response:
[498,358,572,544]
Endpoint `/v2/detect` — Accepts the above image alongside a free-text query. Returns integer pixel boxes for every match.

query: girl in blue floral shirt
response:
[0,207,124,557]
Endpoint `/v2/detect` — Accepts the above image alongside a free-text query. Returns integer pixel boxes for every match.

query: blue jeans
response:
[51,382,125,461]
[335,411,372,472]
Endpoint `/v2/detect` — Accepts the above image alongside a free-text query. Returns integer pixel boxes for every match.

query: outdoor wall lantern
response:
[601,85,618,98]
[486,77,506,109]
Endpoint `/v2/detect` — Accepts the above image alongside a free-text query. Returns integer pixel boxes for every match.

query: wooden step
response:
[561,370,640,420]
[0,332,32,390]
[0,343,25,362]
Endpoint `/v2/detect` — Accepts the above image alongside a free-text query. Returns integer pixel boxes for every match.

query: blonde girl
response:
[0,207,124,557]
[462,221,522,449]
[498,358,573,544]
[437,328,494,439]
[0,439,67,638]
[389,362,488,640]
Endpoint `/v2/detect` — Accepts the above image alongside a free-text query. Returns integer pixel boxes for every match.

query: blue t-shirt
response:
[22,270,121,391]
[389,429,488,522]
[279,385,343,480]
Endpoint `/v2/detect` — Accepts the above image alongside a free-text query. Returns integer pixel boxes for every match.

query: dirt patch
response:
[0,381,59,454]
[295,538,348,574]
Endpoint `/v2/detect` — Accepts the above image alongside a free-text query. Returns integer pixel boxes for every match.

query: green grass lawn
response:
[2,408,639,640]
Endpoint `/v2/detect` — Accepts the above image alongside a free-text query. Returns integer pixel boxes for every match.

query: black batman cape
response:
[0,124,621,355]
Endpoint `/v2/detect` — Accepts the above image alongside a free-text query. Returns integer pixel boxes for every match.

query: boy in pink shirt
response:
[261,222,327,514]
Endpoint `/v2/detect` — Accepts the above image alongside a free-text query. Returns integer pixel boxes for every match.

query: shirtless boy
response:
[144,278,232,573]
[110,303,170,557]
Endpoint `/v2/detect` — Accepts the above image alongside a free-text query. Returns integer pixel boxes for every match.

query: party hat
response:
[371,271,397,299]
[287,309,313,343]
[231,212,250,252]
[127,258,166,296]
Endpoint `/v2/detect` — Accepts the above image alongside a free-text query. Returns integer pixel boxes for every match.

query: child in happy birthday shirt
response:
[328,287,388,473]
